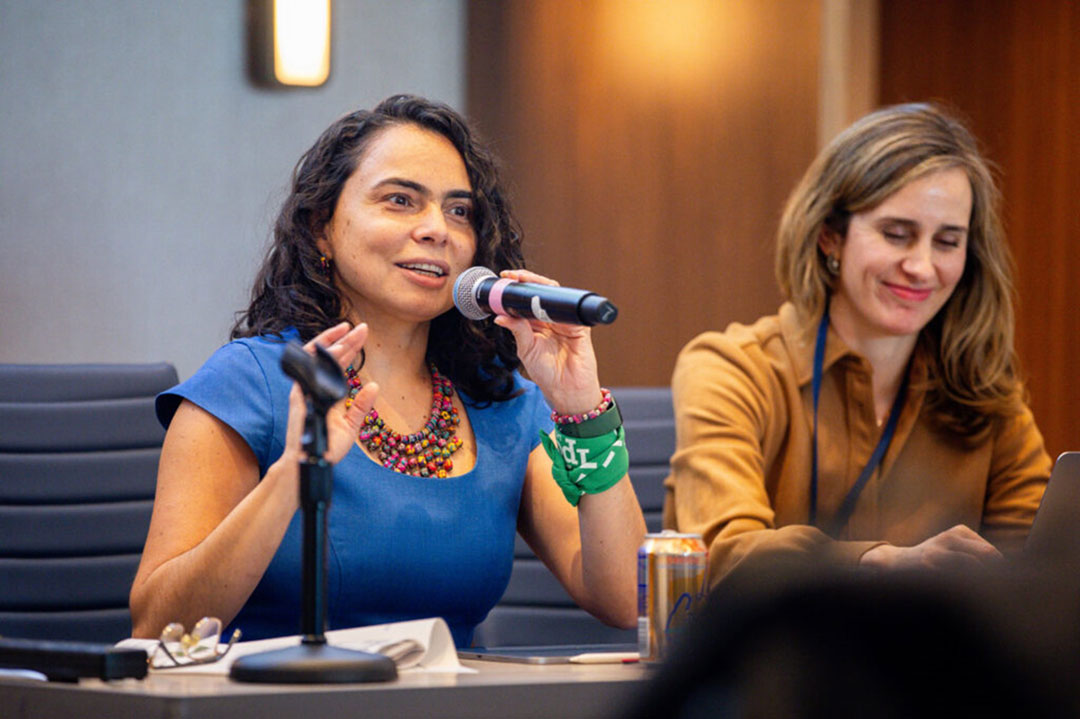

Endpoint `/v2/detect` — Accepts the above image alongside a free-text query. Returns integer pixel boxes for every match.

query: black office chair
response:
[471,387,673,647]
[0,363,178,643]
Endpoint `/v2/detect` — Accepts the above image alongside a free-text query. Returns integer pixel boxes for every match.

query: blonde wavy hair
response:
[775,102,1020,441]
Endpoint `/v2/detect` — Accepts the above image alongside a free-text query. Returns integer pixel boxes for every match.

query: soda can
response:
[637,530,708,661]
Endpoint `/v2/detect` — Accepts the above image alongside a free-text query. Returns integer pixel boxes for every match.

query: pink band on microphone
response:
[488,278,514,316]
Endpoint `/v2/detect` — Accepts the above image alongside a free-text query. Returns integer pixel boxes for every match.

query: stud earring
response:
[826,254,840,275]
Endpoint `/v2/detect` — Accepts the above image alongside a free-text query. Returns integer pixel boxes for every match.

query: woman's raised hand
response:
[492,269,604,415]
[283,322,378,465]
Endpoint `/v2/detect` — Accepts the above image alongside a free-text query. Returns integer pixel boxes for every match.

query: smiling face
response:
[316,123,477,326]
[822,167,972,347]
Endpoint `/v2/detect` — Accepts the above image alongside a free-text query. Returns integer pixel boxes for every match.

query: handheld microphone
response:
[453,267,618,326]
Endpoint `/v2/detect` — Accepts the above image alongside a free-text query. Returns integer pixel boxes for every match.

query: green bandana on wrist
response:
[539,426,629,507]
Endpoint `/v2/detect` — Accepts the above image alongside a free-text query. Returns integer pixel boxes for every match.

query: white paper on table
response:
[116,617,473,675]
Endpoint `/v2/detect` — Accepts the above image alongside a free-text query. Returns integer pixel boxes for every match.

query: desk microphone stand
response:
[230,343,397,684]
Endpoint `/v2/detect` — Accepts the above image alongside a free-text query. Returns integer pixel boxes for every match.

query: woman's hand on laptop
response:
[859,524,1003,572]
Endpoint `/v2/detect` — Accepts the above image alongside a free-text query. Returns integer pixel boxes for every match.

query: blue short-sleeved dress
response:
[156,330,553,648]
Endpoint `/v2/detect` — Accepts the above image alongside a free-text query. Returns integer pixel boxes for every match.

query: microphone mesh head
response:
[453,266,497,320]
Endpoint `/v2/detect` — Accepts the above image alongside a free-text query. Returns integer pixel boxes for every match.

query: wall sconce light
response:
[248,0,331,88]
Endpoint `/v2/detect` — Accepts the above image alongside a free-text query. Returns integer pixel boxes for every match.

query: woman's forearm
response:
[129,457,300,637]
[575,475,647,628]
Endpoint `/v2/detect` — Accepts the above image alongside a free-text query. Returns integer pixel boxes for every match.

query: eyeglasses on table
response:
[149,616,241,670]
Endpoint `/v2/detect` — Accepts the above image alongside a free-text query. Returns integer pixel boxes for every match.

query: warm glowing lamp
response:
[249,0,331,88]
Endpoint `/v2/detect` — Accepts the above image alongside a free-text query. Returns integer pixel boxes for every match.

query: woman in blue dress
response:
[129,95,646,646]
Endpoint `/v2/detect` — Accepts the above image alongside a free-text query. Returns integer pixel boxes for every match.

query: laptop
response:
[1023,451,1080,562]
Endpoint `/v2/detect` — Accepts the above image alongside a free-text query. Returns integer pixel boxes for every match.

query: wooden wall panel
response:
[467,0,821,386]
[878,0,1080,457]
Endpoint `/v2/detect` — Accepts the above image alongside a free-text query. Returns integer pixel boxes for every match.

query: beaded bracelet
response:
[558,400,622,438]
[551,388,613,425]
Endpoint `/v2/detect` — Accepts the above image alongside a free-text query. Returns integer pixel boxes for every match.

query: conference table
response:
[0,658,655,718]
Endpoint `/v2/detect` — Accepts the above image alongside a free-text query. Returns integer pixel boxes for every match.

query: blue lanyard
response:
[809,303,908,535]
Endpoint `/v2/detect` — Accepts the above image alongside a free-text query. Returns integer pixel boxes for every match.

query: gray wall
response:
[0,1,465,379]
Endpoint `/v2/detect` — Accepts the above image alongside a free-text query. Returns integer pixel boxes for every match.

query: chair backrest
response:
[0,363,178,643]
[472,386,674,647]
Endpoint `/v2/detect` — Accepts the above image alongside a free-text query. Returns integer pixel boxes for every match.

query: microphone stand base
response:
[230,642,397,684]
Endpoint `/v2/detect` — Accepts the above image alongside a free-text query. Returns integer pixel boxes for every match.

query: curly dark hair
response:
[232,94,525,404]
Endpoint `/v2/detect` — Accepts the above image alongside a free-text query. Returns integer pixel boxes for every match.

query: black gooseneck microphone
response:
[453,266,618,326]
[229,341,397,684]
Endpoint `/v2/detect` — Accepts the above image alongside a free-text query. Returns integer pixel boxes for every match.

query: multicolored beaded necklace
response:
[344,362,463,478]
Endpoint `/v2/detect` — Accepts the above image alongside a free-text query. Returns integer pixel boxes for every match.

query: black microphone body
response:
[453,267,618,326]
